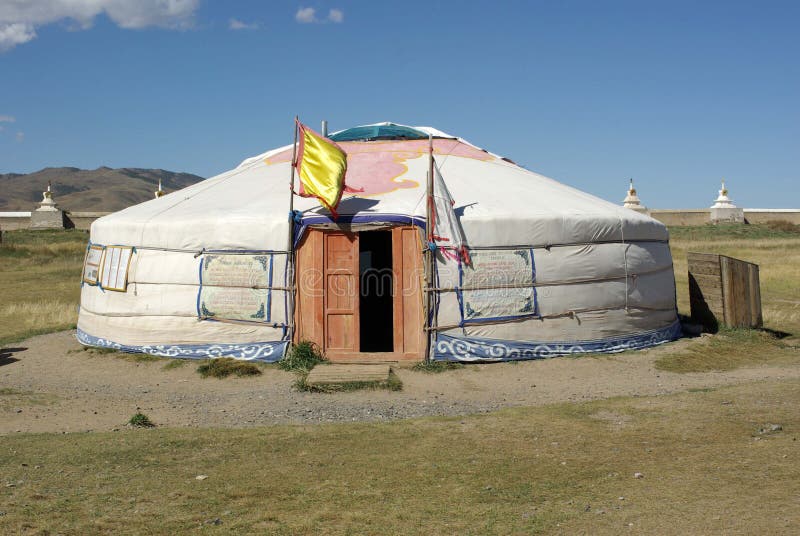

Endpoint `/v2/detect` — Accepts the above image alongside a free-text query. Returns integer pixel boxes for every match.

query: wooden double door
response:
[294,226,425,362]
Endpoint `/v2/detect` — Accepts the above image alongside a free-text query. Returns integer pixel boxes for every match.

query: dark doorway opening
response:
[359,230,394,352]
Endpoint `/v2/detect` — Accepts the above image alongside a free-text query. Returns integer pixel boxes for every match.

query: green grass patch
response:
[279,340,326,373]
[128,412,155,428]
[73,345,164,363]
[687,387,715,393]
[1,379,798,534]
[411,360,465,373]
[655,328,796,373]
[85,346,120,354]
[112,351,162,363]
[281,341,330,389]
[162,359,187,370]
[196,358,262,379]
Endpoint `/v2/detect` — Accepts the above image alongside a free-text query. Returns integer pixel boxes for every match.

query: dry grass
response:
[0,300,78,337]
[764,220,800,233]
[655,327,797,373]
[0,388,57,410]
[1,379,798,534]
[0,229,86,345]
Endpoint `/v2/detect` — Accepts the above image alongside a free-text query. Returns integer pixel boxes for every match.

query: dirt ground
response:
[2,330,800,435]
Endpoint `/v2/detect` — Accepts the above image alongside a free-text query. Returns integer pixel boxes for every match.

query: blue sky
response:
[1,0,798,208]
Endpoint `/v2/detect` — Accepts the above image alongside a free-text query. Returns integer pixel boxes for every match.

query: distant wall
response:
[646,209,800,226]
[649,209,710,226]
[0,212,31,231]
[66,212,110,230]
[742,210,800,225]
[0,211,109,231]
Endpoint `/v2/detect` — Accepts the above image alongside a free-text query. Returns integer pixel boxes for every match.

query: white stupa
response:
[39,182,58,210]
[622,179,647,213]
[710,179,744,223]
[29,182,65,229]
[155,179,165,198]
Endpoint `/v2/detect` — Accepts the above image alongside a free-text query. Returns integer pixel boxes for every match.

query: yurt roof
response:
[90,122,667,252]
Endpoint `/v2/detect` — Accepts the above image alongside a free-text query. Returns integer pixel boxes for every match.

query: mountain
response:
[0,167,205,212]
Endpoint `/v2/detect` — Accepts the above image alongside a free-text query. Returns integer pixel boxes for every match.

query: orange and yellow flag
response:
[294,121,348,218]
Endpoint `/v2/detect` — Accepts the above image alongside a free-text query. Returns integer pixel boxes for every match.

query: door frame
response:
[293,225,425,362]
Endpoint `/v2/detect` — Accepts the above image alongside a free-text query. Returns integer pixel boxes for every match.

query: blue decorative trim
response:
[530,247,539,317]
[295,214,425,248]
[76,329,287,362]
[456,260,465,325]
[267,254,274,324]
[433,320,682,362]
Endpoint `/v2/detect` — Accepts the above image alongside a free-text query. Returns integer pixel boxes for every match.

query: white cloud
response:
[295,7,316,24]
[0,0,199,51]
[295,6,344,24]
[229,18,258,30]
[104,0,199,29]
[0,22,36,51]
[327,8,343,23]
[0,114,16,122]
[15,131,24,142]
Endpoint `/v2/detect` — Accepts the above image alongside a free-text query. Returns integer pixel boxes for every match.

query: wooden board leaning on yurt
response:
[688,252,763,331]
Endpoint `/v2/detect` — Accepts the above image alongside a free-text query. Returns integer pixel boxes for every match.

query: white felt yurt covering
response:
[77,122,680,362]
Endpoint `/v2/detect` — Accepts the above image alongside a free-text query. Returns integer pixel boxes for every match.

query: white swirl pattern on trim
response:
[76,329,286,362]
[435,321,682,362]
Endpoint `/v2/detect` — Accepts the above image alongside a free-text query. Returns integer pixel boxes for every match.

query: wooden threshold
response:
[305,364,392,386]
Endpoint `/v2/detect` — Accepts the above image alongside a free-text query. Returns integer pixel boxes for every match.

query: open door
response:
[294,226,424,362]
[324,232,359,354]
[359,230,394,352]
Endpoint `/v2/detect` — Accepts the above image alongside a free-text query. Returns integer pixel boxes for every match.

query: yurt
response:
[77,122,681,362]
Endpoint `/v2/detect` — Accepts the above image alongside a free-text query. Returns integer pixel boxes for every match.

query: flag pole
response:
[286,116,300,350]
[424,133,436,363]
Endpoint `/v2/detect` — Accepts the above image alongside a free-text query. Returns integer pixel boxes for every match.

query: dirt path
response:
[2,330,800,434]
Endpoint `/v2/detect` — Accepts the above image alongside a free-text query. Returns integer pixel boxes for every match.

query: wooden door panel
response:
[326,314,354,350]
[324,232,358,356]
[294,231,323,348]
[393,227,425,359]
[326,238,354,269]
[326,274,355,310]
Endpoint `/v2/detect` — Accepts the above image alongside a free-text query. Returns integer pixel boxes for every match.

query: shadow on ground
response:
[0,347,26,366]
